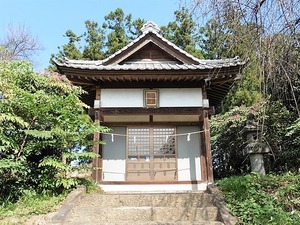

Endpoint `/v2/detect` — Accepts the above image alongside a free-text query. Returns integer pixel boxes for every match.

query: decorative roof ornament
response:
[141,21,160,34]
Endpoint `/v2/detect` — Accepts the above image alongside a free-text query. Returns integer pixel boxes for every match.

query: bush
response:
[211,101,298,179]
[0,61,108,202]
[217,173,300,224]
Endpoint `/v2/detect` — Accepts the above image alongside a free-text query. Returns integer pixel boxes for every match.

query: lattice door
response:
[126,127,177,181]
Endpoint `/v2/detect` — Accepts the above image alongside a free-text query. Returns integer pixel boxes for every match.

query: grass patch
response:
[0,178,101,224]
[217,172,300,225]
[77,177,103,194]
[0,190,68,224]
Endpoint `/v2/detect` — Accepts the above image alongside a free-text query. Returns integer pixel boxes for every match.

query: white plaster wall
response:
[102,127,126,181]
[100,88,202,108]
[102,160,126,181]
[177,126,202,181]
[159,88,202,107]
[101,89,143,107]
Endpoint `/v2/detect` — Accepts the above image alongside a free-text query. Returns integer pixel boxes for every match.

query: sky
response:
[1,0,180,72]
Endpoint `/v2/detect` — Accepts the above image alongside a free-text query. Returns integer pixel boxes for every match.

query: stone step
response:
[50,189,236,225]
[78,192,215,208]
[62,221,224,225]
[65,206,220,223]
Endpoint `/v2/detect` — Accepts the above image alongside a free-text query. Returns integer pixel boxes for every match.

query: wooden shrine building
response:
[55,21,246,192]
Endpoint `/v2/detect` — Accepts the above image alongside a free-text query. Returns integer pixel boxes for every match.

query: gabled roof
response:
[58,56,244,71]
[54,21,247,108]
[55,21,245,70]
[100,21,201,65]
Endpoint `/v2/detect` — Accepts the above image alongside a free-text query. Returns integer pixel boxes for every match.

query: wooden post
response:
[202,88,214,183]
[203,110,213,183]
[200,115,208,182]
[92,87,101,183]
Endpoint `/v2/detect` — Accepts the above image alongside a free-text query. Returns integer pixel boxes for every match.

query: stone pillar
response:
[249,154,266,175]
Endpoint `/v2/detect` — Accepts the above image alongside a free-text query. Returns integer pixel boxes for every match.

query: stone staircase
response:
[49,188,236,225]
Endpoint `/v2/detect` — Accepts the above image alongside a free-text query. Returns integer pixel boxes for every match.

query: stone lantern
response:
[240,113,270,175]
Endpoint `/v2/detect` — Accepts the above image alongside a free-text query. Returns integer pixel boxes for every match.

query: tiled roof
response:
[97,28,203,65]
[54,22,247,108]
[55,56,245,71]
[54,21,246,71]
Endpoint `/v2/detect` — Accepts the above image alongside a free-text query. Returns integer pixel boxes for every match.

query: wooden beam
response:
[95,107,215,116]
[102,121,202,126]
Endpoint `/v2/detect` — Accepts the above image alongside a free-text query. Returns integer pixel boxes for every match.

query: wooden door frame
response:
[126,126,177,182]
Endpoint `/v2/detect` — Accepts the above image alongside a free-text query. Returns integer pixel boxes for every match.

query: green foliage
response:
[77,178,103,194]
[52,8,145,64]
[102,8,143,57]
[57,30,83,60]
[199,19,227,59]
[211,101,298,178]
[286,118,300,143]
[198,6,262,111]
[261,102,296,172]
[261,33,300,114]
[220,62,261,112]
[284,117,300,170]
[0,190,68,220]
[160,7,204,58]
[82,20,105,60]
[0,61,108,202]
[0,178,100,222]
[199,6,259,60]
[217,173,300,225]
[210,105,250,178]
[52,7,207,63]
[200,2,299,175]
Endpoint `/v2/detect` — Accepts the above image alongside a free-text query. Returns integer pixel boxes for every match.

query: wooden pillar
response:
[92,87,101,183]
[200,115,208,182]
[202,88,214,183]
[203,109,213,182]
